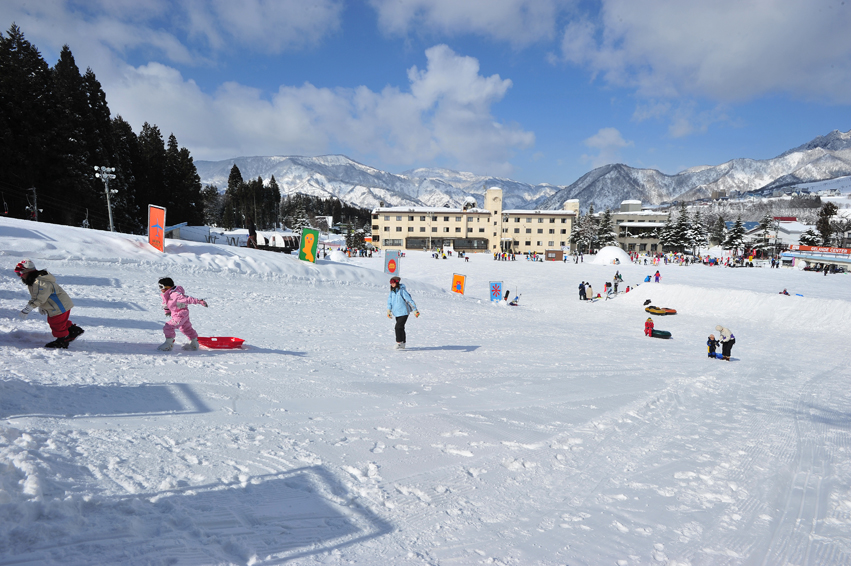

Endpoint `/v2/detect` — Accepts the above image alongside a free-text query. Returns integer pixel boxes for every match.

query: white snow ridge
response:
[1,215,851,565]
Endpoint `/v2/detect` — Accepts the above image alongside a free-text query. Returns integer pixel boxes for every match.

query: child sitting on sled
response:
[157,277,208,351]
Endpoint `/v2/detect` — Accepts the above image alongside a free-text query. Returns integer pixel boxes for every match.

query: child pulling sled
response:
[157,277,208,351]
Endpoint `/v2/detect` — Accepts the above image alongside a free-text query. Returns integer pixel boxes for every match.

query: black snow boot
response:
[45,337,70,349]
[67,325,85,342]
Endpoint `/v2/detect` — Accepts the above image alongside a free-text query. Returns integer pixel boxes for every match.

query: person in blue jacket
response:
[387,276,419,350]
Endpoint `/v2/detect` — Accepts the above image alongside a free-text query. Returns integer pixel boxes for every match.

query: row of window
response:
[376,215,569,224]
[505,228,567,234]
[511,241,566,247]
[383,226,487,233]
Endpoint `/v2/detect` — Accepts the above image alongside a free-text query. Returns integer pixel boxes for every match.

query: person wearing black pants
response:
[387,276,419,350]
[715,325,735,361]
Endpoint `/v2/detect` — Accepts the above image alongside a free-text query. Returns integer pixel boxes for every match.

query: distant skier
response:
[387,276,419,350]
[14,259,84,348]
[158,277,208,351]
[707,334,719,358]
[715,325,735,361]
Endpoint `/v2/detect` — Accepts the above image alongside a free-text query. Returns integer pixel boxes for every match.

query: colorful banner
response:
[451,273,466,295]
[384,250,401,275]
[789,244,851,255]
[147,205,166,252]
[489,281,502,302]
[299,228,320,262]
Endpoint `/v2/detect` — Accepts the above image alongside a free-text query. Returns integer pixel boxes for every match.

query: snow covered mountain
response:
[194,155,557,211]
[196,129,851,212]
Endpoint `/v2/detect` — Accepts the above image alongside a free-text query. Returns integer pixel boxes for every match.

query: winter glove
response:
[19,305,33,319]
[414,311,420,318]
[164,307,171,317]
[200,300,208,307]
[387,310,392,319]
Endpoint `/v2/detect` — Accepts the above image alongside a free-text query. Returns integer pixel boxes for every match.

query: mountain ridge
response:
[195,128,851,212]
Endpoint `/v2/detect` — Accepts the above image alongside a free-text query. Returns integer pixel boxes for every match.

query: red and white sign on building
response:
[789,245,851,255]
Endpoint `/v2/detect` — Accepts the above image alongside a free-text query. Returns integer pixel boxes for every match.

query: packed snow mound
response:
[591,246,632,265]
[328,250,349,262]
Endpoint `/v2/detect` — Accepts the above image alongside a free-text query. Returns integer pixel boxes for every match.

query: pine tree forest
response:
[1,25,203,233]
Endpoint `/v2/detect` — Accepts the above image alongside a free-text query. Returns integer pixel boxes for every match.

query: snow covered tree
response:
[816,202,838,245]
[658,215,677,250]
[686,210,709,254]
[798,228,821,246]
[570,208,598,253]
[722,216,746,252]
[670,203,691,252]
[710,215,726,245]
[596,208,618,247]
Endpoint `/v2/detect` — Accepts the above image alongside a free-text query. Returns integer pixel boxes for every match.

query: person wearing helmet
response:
[14,259,83,349]
[157,277,208,351]
[387,276,419,350]
[644,317,654,337]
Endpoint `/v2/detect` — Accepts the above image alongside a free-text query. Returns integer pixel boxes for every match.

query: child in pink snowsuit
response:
[157,277,208,351]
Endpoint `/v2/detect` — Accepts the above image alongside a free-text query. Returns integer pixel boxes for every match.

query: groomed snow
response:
[1,216,851,566]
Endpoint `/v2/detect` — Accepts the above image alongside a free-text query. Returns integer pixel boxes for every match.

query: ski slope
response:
[1,216,850,566]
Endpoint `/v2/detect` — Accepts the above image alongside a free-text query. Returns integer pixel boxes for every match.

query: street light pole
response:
[94,166,117,232]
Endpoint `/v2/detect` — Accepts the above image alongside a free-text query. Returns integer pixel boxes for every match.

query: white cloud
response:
[110,45,533,175]
[558,0,851,104]
[581,127,633,168]
[369,0,566,46]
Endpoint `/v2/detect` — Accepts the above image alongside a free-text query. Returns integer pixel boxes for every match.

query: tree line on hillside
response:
[201,164,373,232]
[0,24,203,232]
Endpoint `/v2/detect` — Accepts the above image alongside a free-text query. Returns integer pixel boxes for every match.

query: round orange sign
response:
[388,259,397,272]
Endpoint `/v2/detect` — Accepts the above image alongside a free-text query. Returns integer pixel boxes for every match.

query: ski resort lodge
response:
[371,188,579,254]
[612,200,669,253]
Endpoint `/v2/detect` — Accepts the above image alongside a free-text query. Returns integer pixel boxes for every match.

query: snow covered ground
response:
[1,216,850,566]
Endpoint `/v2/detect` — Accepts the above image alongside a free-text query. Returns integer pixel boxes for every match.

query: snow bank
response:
[618,282,851,334]
[590,246,632,265]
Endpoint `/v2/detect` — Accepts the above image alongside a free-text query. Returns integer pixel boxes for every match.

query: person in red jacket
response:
[644,317,654,337]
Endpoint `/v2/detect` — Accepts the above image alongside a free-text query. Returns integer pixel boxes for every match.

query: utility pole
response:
[94,166,117,231]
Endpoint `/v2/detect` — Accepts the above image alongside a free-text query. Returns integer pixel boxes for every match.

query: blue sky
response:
[2,0,850,186]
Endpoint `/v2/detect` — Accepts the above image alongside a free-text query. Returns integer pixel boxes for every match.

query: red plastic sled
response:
[197,336,245,349]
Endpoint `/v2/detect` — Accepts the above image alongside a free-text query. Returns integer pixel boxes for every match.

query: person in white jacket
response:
[715,325,735,361]
[15,259,84,348]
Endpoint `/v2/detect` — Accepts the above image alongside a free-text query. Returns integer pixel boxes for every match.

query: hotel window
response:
[443,227,450,232]
[479,228,485,233]
[550,218,556,223]
[408,216,414,221]
[420,227,426,232]
[525,241,531,246]
[526,218,532,223]
[408,227,414,232]
[548,241,554,246]
[560,229,566,234]
[537,229,543,234]
[432,227,438,232]
[548,229,554,234]
[396,216,402,221]
[420,216,426,221]
[536,241,542,246]
[384,216,390,221]
[514,218,520,222]
[432,216,438,221]
[514,228,520,233]
[455,217,462,222]
[455,227,462,233]
[560,241,565,246]
[443,216,449,221]
[383,226,390,231]
[561,218,567,223]
[525,228,531,234]
[538,218,543,223]
[396,226,402,232]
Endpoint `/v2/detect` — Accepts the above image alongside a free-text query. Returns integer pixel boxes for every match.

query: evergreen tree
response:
[596,208,618,247]
[202,185,223,226]
[0,25,57,221]
[722,216,746,252]
[658,215,677,250]
[688,210,709,253]
[109,116,142,233]
[710,215,726,245]
[671,203,691,252]
[163,134,204,225]
[815,202,838,245]
[798,227,821,246]
[136,122,166,208]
